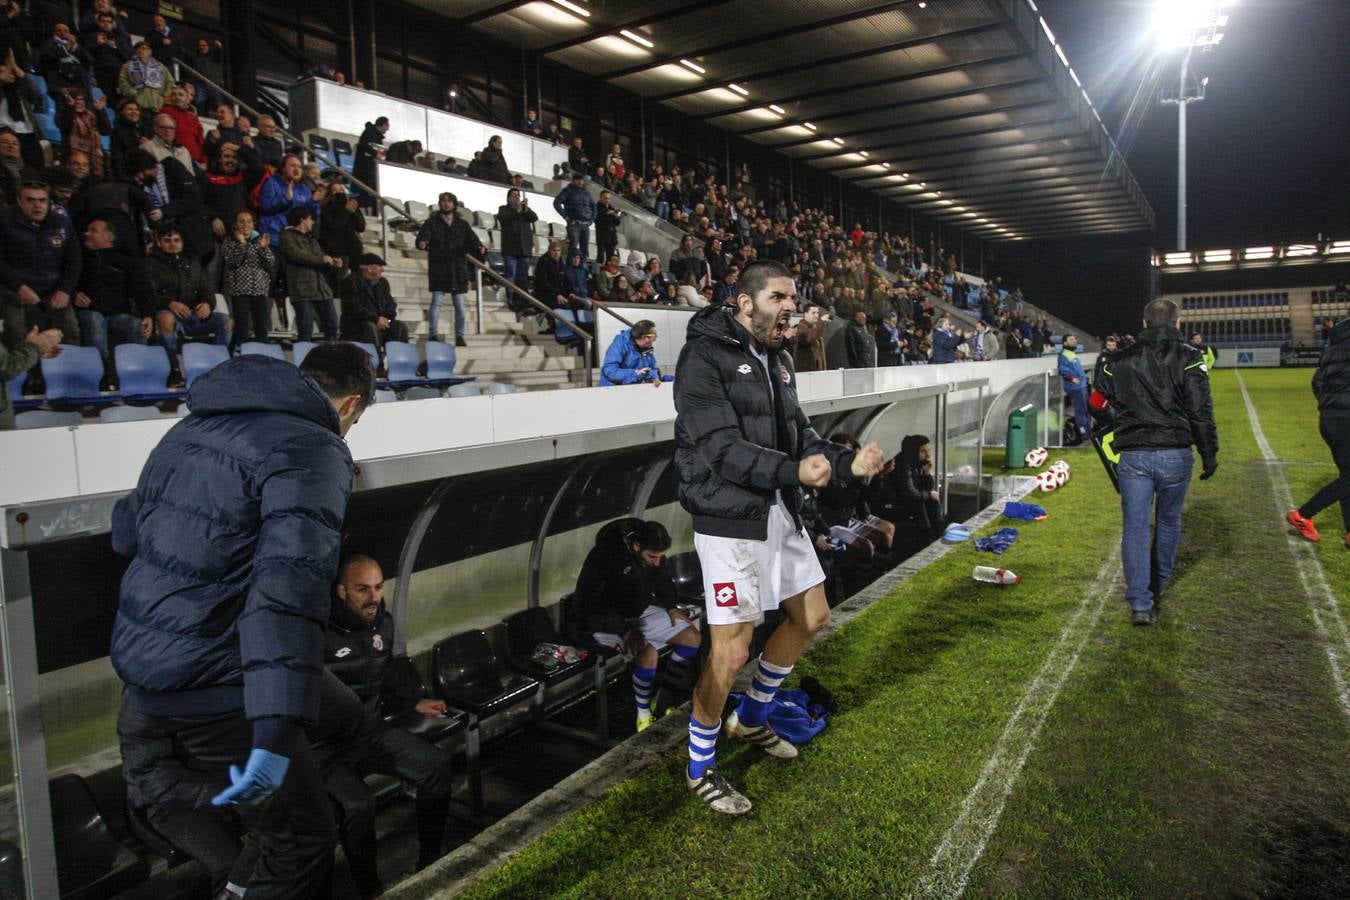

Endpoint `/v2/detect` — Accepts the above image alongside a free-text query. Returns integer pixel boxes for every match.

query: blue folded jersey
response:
[1003,501,1047,521]
[974,527,1020,554]
[728,687,827,744]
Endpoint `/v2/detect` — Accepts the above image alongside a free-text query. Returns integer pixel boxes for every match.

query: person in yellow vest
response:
[1189,331,1216,370]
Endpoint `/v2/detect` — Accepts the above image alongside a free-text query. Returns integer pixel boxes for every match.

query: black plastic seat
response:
[50,774,149,900]
[431,629,539,717]
[384,706,468,742]
[666,551,705,603]
[503,607,593,687]
[124,801,191,868]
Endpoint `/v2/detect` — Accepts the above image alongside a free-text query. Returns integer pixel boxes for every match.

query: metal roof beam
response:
[458,0,533,26]
[765,97,1063,149]
[592,0,951,81]
[531,0,734,57]
[820,147,1099,180]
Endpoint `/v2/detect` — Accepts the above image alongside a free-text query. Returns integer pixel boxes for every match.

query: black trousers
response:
[326,721,454,892]
[118,696,340,899]
[1300,416,1350,531]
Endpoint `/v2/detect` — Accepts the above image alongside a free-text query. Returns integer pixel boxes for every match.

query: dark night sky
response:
[993,0,1350,335]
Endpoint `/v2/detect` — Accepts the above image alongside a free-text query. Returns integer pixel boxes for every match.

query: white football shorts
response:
[694,502,826,626]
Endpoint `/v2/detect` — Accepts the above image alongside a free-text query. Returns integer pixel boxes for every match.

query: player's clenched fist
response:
[850,441,886,478]
[797,453,833,487]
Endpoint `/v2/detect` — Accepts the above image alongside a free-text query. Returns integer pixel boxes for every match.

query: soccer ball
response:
[1025,447,1048,468]
[1051,460,1071,482]
[1035,470,1058,492]
[1051,466,1069,487]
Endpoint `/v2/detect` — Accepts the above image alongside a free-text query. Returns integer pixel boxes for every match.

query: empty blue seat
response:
[291,341,318,367]
[352,341,380,371]
[42,346,112,406]
[239,341,286,360]
[374,389,398,403]
[115,345,181,402]
[552,309,593,346]
[7,370,38,411]
[424,341,472,386]
[182,344,230,388]
[383,341,421,385]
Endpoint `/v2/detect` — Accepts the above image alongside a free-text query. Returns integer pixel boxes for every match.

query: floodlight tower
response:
[1156,1,1231,251]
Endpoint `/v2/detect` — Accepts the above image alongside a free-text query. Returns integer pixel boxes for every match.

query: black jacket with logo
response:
[323,599,424,723]
[1313,318,1350,419]
[1095,325,1218,463]
[674,304,856,539]
[573,517,678,633]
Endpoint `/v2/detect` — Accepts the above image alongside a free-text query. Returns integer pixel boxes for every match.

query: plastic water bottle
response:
[972,565,1020,585]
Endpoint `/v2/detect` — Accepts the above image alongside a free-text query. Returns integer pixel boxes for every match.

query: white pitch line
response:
[913,551,1123,899]
[1235,371,1350,719]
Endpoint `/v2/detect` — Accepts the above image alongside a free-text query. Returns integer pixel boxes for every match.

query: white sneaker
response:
[686,767,752,815]
[724,710,798,759]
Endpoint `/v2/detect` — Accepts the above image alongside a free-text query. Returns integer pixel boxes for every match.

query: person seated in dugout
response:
[884,434,945,541]
[573,519,701,732]
[319,555,455,893]
[815,432,897,556]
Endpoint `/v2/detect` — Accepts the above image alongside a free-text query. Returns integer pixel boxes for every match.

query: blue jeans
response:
[77,309,144,366]
[294,299,338,342]
[1118,448,1194,611]
[655,201,670,220]
[160,312,232,356]
[501,256,530,296]
[428,291,466,339]
[566,222,590,262]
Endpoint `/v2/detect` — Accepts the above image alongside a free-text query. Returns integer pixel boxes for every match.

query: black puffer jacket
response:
[323,600,423,724]
[1095,325,1218,463]
[573,517,677,634]
[1313,318,1350,418]
[674,304,856,539]
[497,202,538,258]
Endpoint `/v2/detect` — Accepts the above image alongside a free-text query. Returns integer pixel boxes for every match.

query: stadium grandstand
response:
[0,0,1347,898]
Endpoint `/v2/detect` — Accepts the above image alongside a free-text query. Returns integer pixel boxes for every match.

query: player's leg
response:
[686,621,754,814]
[632,641,660,731]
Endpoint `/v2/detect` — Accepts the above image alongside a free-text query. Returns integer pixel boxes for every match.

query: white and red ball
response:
[1025,447,1048,468]
[1035,470,1059,492]
[1050,460,1071,483]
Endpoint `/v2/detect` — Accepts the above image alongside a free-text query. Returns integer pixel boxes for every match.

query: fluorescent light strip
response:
[727,83,748,96]
[620,29,653,48]
[832,137,845,145]
[679,59,705,74]
[802,122,817,131]
[768,104,785,115]
[551,0,590,17]
[858,150,868,157]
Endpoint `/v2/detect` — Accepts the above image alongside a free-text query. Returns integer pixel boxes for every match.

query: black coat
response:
[1314,318,1350,419]
[353,123,383,188]
[317,196,366,265]
[674,304,856,539]
[152,157,215,264]
[532,252,570,307]
[323,600,423,723]
[133,249,212,316]
[573,518,678,634]
[846,322,876,368]
[1095,325,1219,463]
[339,273,396,337]
[415,214,483,293]
[479,146,510,184]
[78,247,138,317]
[109,115,149,178]
[497,202,537,258]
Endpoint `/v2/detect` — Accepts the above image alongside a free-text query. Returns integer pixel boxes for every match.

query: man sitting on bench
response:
[322,555,455,891]
[574,519,701,732]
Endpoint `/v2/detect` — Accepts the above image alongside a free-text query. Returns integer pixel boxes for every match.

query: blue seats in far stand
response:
[42,346,113,406]
[115,345,182,402]
[182,344,230,388]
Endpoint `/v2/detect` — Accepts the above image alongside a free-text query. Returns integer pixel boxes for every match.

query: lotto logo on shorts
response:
[713,582,739,607]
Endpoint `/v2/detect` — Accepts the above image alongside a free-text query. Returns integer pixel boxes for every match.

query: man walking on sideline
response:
[1288,317,1350,545]
[1094,299,1218,626]
[111,345,373,897]
[674,259,885,814]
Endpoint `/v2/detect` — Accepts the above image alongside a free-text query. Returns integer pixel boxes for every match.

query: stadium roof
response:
[416,0,1155,242]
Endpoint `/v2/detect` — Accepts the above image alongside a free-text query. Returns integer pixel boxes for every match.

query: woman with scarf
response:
[56,89,111,177]
[117,41,174,113]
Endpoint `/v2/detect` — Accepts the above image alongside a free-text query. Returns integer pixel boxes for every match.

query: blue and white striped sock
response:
[671,644,699,663]
[687,715,720,780]
[632,665,657,716]
[736,657,793,728]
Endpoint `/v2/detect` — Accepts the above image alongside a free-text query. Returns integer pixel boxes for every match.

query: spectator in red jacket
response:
[158,85,205,168]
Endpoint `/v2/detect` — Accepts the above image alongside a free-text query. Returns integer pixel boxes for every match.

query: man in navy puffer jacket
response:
[112,344,373,899]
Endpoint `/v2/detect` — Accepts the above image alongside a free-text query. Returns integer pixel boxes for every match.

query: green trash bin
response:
[1005,404,1035,468]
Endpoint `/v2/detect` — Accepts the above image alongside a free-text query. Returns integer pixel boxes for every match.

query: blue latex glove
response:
[211,748,290,806]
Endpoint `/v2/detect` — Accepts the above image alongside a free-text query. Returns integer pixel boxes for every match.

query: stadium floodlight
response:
[679,59,706,74]
[550,0,591,17]
[1157,1,1234,252]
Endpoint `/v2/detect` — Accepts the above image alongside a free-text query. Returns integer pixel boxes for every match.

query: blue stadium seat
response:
[99,405,164,423]
[553,309,593,346]
[382,341,421,385]
[181,344,230,388]
[352,341,380,371]
[115,345,181,402]
[374,389,398,403]
[238,341,286,360]
[42,346,113,406]
[424,341,472,386]
[7,370,38,411]
[307,133,331,153]
[291,341,318,367]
